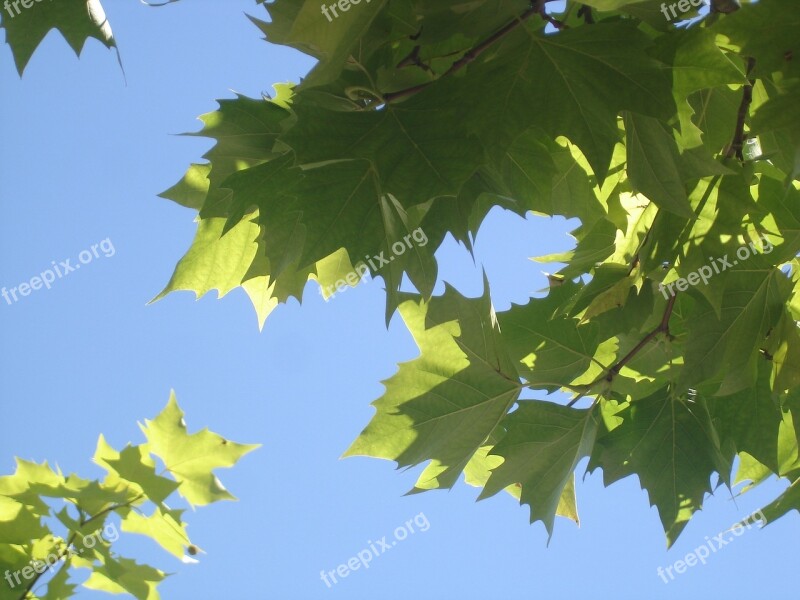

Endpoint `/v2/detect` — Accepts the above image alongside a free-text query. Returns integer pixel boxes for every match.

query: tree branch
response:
[383,1,546,103]
[607,294,676,380]
[577,4,595,24]
[540,0,568,29]
[710,0,741,15]
[725,57,756,160]
[566,294,677,407]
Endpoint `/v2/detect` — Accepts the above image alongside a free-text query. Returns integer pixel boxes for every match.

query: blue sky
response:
[0,1,795,598]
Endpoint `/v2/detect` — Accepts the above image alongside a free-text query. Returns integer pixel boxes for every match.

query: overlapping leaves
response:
[146,0,800,543]
[5,0,793,544]
[0,392,257,599]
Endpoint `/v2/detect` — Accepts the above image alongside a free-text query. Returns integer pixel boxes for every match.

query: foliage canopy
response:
[3,0,800,551]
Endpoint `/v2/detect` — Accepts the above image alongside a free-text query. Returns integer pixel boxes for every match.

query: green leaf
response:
[752,80,800,181]
[765,310,800,393]
[689,86,742,154]
[652,27,747,149]
[284,92,485,206]
[463,436,522,501]
[0,495,47,544]
[94,437,180,506]
[0,459,64,517]
[678,268,792,394]
[708,362,783,472]
[139,391,260,506]
[624,113,694,218]
[569,264,633,318]
[344,281,521,491]
[158,164,211,211]
[498,283,603,392]
[590,389,731,545]
[714,0,800,78]
[252,0,388,87]
[120,507,190,560]
[169,91,294,220]
[756,476,800,526]
[533,217,617,279]
[461,21,675,180]
[480,401,598,537]
[463,428,580,525]
[82,556,165,600]
[152,216,261,302]
[0,0,117,74]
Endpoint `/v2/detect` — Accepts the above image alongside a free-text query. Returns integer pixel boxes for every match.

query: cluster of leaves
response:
[0,393,258,599]
[3,0,799,547]
[155,0,799,544]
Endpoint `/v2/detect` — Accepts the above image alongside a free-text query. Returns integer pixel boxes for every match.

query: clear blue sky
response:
[0,1,795,598]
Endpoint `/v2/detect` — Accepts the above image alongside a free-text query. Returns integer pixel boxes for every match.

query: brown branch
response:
[710,0,741,15]
[725,57,756,160]
[396,45,420,69]
[541,12,568,30]
[566,294,677,407]
[577,4,595,24]
[383,1,546,103]
[396,45,432,72]
[627,221,656,276]
[608,294,676,380]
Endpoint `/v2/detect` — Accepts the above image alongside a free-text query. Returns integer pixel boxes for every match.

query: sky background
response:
[0,1,795,598]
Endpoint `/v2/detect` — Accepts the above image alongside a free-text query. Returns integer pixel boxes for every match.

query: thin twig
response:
[725,57,756,160]
[577,4,595,24]
[539,1,568,29]
[608,294,676,380]
[710,0,741,15]
[396,45,432,72]
[18,496,143,599]
[383,1,546,103]
[566,295,677,407]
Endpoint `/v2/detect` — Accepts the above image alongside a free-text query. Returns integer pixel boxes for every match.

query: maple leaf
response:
[139,391,259,506]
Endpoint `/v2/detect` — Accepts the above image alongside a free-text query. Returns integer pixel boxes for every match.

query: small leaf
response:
[139,392,260,506]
